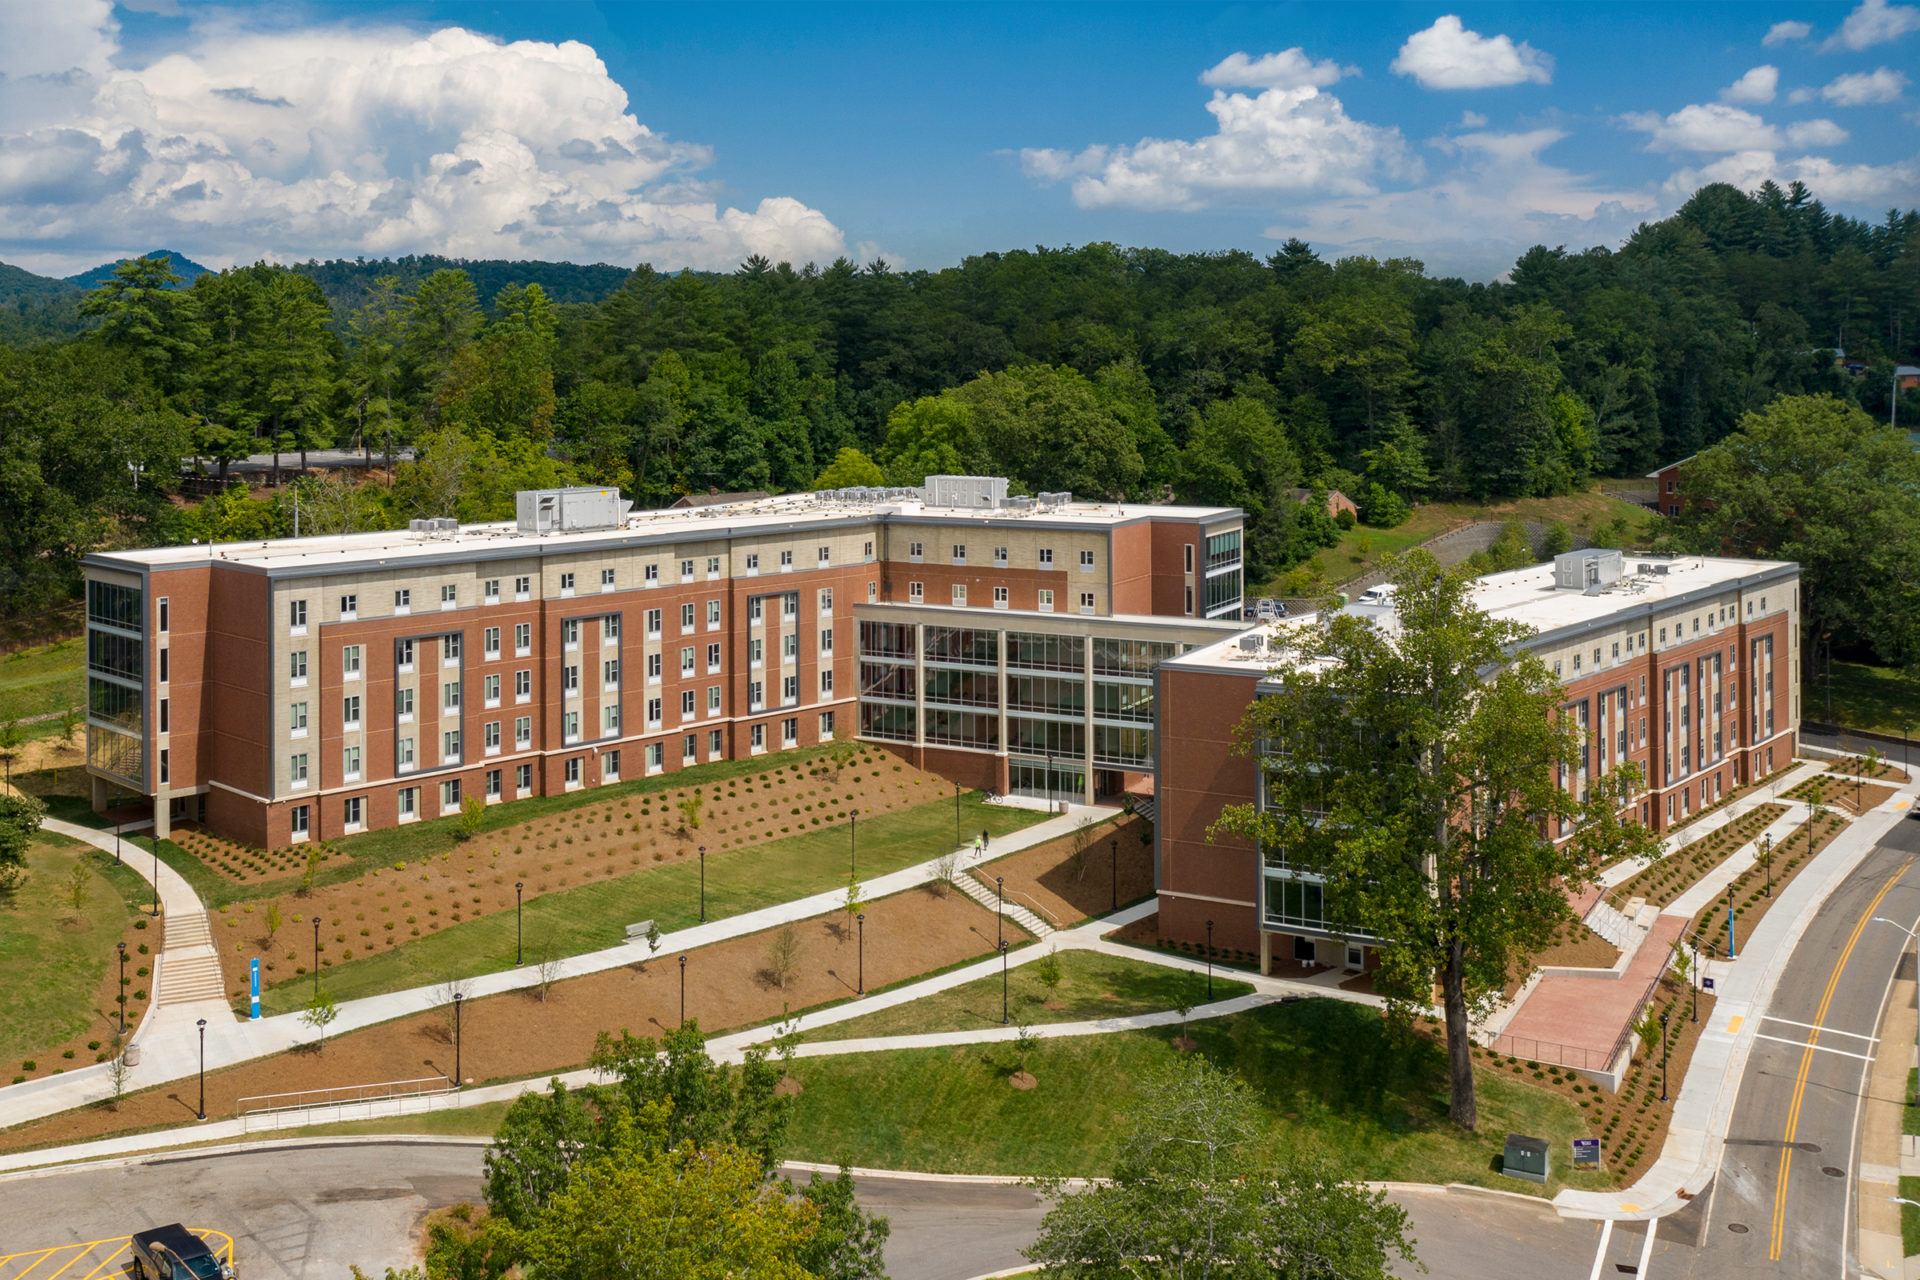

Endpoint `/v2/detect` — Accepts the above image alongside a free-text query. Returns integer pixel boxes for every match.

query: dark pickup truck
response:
[129,1224,234,1280]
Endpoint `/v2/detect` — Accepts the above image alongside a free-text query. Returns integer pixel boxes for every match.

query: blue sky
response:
[2,1,1916,280]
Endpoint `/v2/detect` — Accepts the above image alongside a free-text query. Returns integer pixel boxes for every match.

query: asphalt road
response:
[0,1139,1612,1280]
[1685,805,1920,1280]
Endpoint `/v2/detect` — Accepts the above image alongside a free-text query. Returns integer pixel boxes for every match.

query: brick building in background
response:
[84,479,1244,847]
[1152,550,1801,974]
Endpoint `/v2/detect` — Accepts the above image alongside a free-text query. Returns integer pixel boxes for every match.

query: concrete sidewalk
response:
[0,802,1113,1132]
[1554,769,1920,1220]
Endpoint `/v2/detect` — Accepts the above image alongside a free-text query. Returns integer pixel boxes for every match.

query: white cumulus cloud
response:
[1390,16,1553,90]
[1721,66,1779,104]
[1623,103,1781,152]
[0,7,845,275]
[1019,81,1416,211]
[1763,19,1813,45]
[1200,48,1355,90]
[1821,67,1910,104]
[1821,0,1920,50]
[1662,149,1920,203]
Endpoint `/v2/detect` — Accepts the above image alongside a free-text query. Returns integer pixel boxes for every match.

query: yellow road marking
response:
[39,1242,111,1280]
[70,1247,126,1280]
[0,1248,62,1280]
[1768,856,1914,1260]
[1727,1015,1744,1034]
[1618,1202,1641,1211]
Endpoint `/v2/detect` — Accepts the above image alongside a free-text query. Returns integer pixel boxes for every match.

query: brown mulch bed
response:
[969,815,1154,927]
[1534,924,1621,971]
[1688,809,1850,957]
[0,886,1026,1156]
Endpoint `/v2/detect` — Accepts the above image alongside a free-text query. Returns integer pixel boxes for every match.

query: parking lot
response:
[0,1232,233,1280]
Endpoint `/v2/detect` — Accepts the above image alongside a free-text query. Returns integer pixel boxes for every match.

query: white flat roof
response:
[91,490,1241,575]
[1165,553,1796,677]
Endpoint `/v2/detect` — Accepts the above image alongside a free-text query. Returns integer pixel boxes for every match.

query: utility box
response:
[516,487,632,535]
[1502,1133,1550,1184]
[921,475,1008,509]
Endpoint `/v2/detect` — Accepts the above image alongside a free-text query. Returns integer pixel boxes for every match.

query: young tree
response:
[533,930,562,1003]
[1026,1057,1416,1279]
[302,985,339,1048]
[64,861,91,919]
[264,900,282,948]
[765,923,802,991]
[843,876,866,922]
[930,851,959,900]
[0,792,47,894]
[432,973,473,1044]
[677,793,704,831]
[105,1040,133,1109]
[1214,550,1661,1130]
[457,795,486,842]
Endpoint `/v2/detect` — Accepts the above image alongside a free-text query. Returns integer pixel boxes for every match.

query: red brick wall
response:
[1155,666,1262,954]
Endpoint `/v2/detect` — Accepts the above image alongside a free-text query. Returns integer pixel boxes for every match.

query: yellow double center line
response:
[1769,856,1915,1260]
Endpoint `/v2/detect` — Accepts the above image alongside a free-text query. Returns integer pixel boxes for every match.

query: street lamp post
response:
[1762,834,1773,898]
[679,955,688,1028]
[117,941,128,1034]
[515,881,524,966]
[1659,1011,1670,1103]
[452,993,463,1087]
[857,912,865,997]
[699,846,707,923]
[311,918,323,998]
[1205,919,1214,1000]
[1110,838,1118,913]
[0,751,13,793]
[1726,883,1737,960]
[1000,940,1010,1025]
[996,876,1005,948]
[196,1018,207,1120]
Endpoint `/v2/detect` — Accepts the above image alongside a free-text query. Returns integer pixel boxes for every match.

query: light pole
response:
[1205,919,1215,999]
[1725,883,1737,960]
[999,939,1010,1025]
[452,992,463,1086]
[312,918,323,997]
[856,912,865,997]
[1659,1011,1670,1103]
[1110,838,1118,913]
[699,846,707,923]
[150,843,159,916]
[0,751,13,793]
[1762,833,1773,898]
[515,881,524,966]
[117,941,128,1034]
[850,812,857,879]
[679,955,688,1028]
[196,1018,207,1120]
[996,876,1005,948]
[1691,940,1699,1023]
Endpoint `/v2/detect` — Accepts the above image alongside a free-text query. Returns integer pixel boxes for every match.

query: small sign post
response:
[1702,976,1716,991]
[250,958,261,1020]
[1573,1137,1602,1169]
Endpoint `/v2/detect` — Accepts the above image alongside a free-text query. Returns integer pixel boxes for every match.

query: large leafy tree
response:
[1214,551,1660,1130]
[1673,393,1920,675]
[1026,1057,1416,1279]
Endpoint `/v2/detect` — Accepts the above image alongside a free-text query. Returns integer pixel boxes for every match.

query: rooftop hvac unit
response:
[921,475,1009,509]
[1037,490,1073,506]
[1003,495,1036,511]
[409,517,458,535]
[515,487,633,535]
[1237,633,1265,654]
[1553,548,1623,591]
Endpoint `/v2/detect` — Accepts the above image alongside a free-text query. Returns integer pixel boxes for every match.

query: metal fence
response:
[236,1075,455,1131]
[1480,955,1671,1079]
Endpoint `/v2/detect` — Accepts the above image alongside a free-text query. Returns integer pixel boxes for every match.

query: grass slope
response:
[785,998,1592,1191]
[0,841,142,1067]
[0,636,83,727]
[257,793,1042,1013]
[809,949,1253,1041]
[1804,660,1920,738]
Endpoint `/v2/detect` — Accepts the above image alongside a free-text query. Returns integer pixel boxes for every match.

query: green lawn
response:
[1905,1176,1920,1256]
[0,839,150,1068]
[784,998,1596,1192]
[0,636,83,728]
[1804,660,1920,737]
[809,949,1254,1041]
[257,792,1044,1014]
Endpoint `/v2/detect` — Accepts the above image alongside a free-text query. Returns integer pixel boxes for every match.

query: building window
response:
[442,634,460,664]
[681,559,695,579]
[441,583,457,608]
[1038,548,1053,567]
[606,658,622,687]
[562,618,580,649]
[484,626,501,658]
[1079,592,1095,614]
[343,694,361,728]
[682,603,696,631]
[993,586,1009,609]
[864,540,874,559]
[1039,589,1054,613]
[951,544,967,565]
[486,769,502,799]
[604,705,622,734]
[994,546,1008,567]
[398,787,418,820]
[683,734,698,763]
[560,572,576,595]
[746,553,760,572]
[780,549,794,569]
[682,689,697,718]
[781,717,799,746]
[603,751,620,781]
[515,622,531,655]
[485,721,501,752]
[953,584,968,607]
[443,730,462,763]
[289,599,308,632]
[484,673,501,705]
[820,669,835,695]
[647,742,664,771]
[818,545,831,566]
[751,723,766,750]
[783,674,799,703]
[749,680,764,709]
[515,669,531,700]
[819,587,833,613]
[443,680,462,711]
[344,644,363,677]
[484,578,500,602]
[681,646,696,675]
[708,600,722,628]
[707,556,722,577]
[647,697,663,727]
[868,582,877,603]
[750,637,764,667]
[783,633,799,660]
[398,736,415,770]
[157,597,169,633]
[290,701,308,736]
[158,697,170,734]
[516,715,532,747]
[158,748,169,785]
[820,628,834,654]
[394,588,411,613]
[291,805,310,839]
[339,594,358,620]
[159,648,169,682]
[708,686,722,712]
[749,598,764,623]
[563,710,580,742]
[646,609,662,637]
[343,745,361,781]
[442,779,462,812]
[290,650,309,684]
[290,753,309,787]
[647,653,663,682]
[1184,544,1194,573]
[515,576,531,600]
[709,729,724,754]
[602,612,621,641]
[1183,586,1193,615]
[1080,549,1095,571]
[562,664,579,694]
[820,710,835,737]
[707,642,722,671]
[516,763,532,794]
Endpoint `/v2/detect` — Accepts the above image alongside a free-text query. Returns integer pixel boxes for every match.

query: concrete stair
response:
[156,912,228,1006]
[959,869,1055,938]
[1583,897,1643,950]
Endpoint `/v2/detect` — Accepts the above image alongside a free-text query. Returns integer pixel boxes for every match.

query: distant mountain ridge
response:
[63,250,211,290]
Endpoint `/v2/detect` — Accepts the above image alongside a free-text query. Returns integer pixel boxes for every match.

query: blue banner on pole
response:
[1702,976,1715,991]
[250,957,261,1020]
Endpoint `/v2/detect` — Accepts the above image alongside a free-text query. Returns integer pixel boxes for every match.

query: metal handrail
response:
[1001,887,1064,929]
[236,1074,453,1118]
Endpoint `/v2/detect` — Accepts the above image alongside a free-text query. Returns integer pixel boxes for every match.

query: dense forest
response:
[1,179,1916,618]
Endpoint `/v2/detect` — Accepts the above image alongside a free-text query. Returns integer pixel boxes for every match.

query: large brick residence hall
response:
[1153,550,1801,974]
[83,479,1245,846]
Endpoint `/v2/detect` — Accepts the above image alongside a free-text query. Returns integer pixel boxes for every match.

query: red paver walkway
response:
[1494,915,1684,1069]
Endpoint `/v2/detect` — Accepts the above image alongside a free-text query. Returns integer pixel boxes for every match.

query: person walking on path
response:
[981,828,990,853]
[972,835,983,860]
